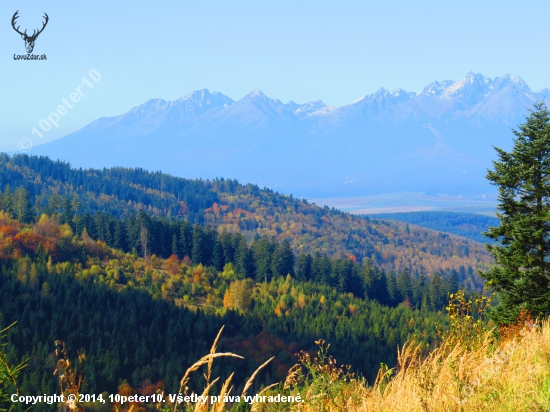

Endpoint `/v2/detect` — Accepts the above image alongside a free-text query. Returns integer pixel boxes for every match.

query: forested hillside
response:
[0,153,499,411]
[367,211,499,244]
[0,210,449,411]
[0,153,491,285]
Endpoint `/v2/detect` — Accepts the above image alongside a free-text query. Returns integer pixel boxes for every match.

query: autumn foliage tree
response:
[223,279,253,311]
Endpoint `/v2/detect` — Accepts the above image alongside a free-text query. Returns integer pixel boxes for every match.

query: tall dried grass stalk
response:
[241,356,275,398]
[173,353,243,412]
[193,377,220,412]
[205,326,225,387]
[249,383,279,412]
[283,364,301,391]
[328,319,549,411]
[170,318,550,411]
[261,319,550,412]
[173,326,279,412]
[213,373,234,412]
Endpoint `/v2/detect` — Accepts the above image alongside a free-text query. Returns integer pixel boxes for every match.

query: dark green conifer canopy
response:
[484,102,550,323]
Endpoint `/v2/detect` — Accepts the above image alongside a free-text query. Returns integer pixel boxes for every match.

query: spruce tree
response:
[114,221,128,252]
[179,221,193,259]
[386,271,399,305]
[71,194,81,235]
[191,225,204,264]
[397,268,412,301]
[483,103,550,323]
[13,187,33,223]
[428,274,444,311]
[212,239,225,271]
[296,254,313,281]
[271,239,295,278]
[61,196,73,225]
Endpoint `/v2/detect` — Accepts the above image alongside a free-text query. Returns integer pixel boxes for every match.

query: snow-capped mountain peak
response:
[177,89,235,107]
[492,75,531,93]
[294,100,328,115]
[442,72,493,104]
[418,80,455,97]
[32,72,550,198]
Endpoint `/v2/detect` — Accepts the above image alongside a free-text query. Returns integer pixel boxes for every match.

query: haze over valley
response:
[30,72,549,211]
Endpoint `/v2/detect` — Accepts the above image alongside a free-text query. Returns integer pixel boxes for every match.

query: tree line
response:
[0,186,459,312]
[0,153,491,282]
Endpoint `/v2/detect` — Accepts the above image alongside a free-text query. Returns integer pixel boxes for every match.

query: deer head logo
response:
[11,11,49,53]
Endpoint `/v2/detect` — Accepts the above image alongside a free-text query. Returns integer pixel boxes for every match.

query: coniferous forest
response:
[0,153,492,411]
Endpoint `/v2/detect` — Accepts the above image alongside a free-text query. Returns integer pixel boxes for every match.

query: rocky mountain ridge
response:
[31,73,550,197]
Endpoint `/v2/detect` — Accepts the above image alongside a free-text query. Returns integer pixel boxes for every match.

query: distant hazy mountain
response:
[31,73,550,197]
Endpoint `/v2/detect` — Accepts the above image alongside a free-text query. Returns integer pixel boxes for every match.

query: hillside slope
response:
[0,210,446,396]
[0,154,492,283]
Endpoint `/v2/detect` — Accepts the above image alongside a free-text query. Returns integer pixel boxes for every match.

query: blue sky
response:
[1,0,550,152]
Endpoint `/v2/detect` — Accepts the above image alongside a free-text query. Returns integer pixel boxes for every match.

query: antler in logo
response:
[12,11,49,53]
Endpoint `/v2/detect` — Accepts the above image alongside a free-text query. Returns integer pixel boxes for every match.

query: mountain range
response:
[31,72,550,197]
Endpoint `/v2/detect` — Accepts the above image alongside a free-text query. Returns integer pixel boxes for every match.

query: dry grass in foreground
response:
[169,308,550,411]
[281,316,550,411]
[346,319,550,412]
